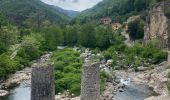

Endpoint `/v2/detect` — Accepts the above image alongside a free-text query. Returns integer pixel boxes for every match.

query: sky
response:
[41,0,102,11]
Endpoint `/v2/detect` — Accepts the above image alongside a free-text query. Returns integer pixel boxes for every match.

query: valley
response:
[0,0,170,100]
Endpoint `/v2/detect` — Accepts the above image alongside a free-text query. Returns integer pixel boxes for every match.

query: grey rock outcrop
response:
[81,59,100,100]
[144,0,170,48]
[31,64,55,100]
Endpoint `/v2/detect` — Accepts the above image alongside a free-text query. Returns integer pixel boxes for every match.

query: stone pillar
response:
[31,64,55,100]
[81,60,100,100]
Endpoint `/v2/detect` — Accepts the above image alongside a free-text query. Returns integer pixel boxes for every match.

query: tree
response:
[78,24,96,48]
[0,25,20,47]
[134,0,147,11]
[127,19,144,40]
[95,26,111,49]
[18,33,44,61]
[0,13,8,29]
[0,54,19,78]
[42,25,63,50]
[63,25,80,46]
[24,13,45,32]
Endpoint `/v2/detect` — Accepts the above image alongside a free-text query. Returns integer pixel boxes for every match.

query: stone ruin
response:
[31,55,101,100]
[31,64,55,100]
[81,59,100,100]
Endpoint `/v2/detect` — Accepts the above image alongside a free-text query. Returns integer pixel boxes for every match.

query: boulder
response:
[0,90,9,97]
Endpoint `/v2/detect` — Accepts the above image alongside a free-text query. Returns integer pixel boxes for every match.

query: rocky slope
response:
[144,0,170,48]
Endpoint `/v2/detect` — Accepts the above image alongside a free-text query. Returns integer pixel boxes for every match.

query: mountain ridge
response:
[0,0,70,25]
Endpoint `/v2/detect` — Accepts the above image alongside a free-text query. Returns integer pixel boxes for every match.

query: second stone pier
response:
[81,59,100,100]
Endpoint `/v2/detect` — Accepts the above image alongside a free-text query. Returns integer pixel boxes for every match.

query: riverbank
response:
[1,48,169,100]
[0,67,31,97]
[113,61,170,100]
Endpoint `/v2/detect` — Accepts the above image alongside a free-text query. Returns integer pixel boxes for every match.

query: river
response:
[1,83,30,100]
[1,81,158,100]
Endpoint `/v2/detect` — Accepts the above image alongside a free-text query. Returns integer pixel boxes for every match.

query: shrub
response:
[100,71,109,92]
[103,51,112,60]
[0,42,7,54]
[127,19,144,40]
[51,49,82,96]
[0,54,20,78]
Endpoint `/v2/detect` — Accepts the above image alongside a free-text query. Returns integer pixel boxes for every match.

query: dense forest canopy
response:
[72,0,163,24]
[0,0,70,26]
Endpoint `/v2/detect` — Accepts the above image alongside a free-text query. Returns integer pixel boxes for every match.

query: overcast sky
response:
[41,0,102,11]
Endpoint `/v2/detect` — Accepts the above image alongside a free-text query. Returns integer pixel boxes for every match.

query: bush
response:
[17,33,44,62]
[104,40,168,70]
[103,51,112,60]
[127,19,144,40]
[100,71,109,92]
[0,54,20,78]
[51,49,82,96]
[0,42,7,54]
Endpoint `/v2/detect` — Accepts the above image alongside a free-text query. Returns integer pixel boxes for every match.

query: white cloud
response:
[41,0,102,11]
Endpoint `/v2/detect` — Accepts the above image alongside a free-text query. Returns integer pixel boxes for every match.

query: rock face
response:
[31,64,55,100]
[144,1,170,48]
[81,60,100,100]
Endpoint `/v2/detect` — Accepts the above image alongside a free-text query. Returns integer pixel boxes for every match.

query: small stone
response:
[0,90,9,97]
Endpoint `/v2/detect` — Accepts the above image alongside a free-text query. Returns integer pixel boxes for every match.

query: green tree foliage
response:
[134,0,147,11]
[0,0,69,26]
[73,0,162,24]
[17,33,44,65]
[127,19,145,40]
[42,25,63,50]
[0,54,19,78]
[0,25,20,47]
[0,42,7,54]
[95,26,112,49]
[63,25,80,46]
[0,13,8,29]
[78,24,96,48]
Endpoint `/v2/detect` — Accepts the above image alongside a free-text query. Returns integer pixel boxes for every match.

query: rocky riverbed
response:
[112,61,170,100]
[1,48,170,100]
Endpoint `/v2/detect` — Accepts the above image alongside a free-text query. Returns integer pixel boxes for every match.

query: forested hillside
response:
[73,0,163,24]
[0,0,70,26]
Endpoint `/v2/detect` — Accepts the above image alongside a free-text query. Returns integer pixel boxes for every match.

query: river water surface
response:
[1,83,158,100]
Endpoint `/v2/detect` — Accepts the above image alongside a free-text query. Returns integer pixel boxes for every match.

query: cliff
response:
[144,0,170,48]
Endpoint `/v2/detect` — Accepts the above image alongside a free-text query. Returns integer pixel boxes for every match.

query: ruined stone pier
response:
[81,59,100,100]
[31,64,55,100]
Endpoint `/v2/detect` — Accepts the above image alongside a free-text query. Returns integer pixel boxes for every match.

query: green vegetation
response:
[63,24,124,49]
[51,49,108,96]
[73,0,160,24]
[103,40,167,70]
[127,18,145,40]
[0,0,69,26]
[51,49,82,96]
[0,0,168,97]
[0,54,20,78]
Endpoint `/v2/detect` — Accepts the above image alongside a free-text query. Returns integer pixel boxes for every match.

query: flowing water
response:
[1,79,158,100]
[1,84,30,100]
[114,78,158,100]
